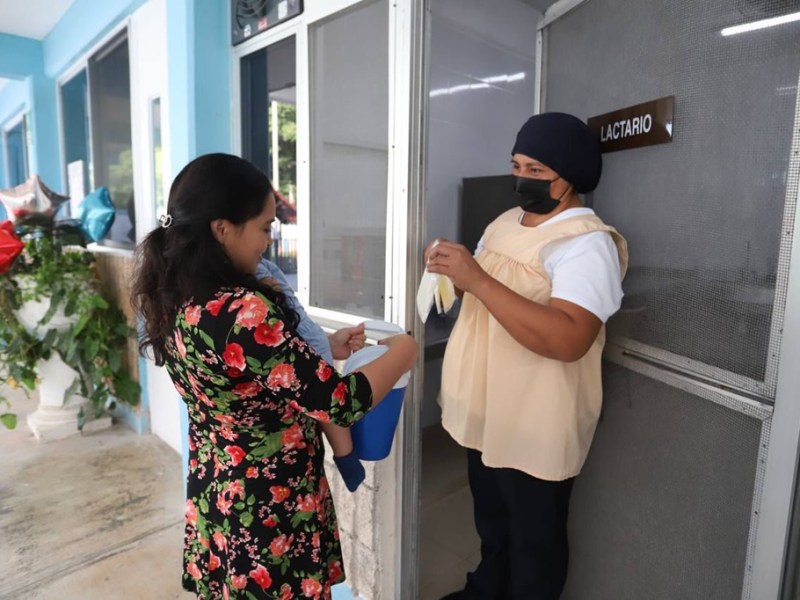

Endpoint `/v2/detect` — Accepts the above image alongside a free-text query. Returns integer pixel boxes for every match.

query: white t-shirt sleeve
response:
[475,235,485,257]
[542,231,624,323]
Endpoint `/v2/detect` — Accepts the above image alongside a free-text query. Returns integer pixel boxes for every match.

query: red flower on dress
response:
[231,293,269,329]
[208,551,221,571]
[216,494,233,515]
[254,320,284,346]
[246,466,259,478]
[279,584,294,600]
[224,445,246,466]
[185,499,198,526]
[205,293,232,316]
[213,531,227,552]
[231,574,247,590]
[296,494,317,513]
[227,367,244,378]
[270,486,291,503]
[233,381,261,398]
[332,382,348,406]
[187,562,202,580]
[174,331,187,359]
[306,410,331,423]
[263,515,278,528]
[222,343,246,371]
[301,577,323,598]
[219,427,237,442]
[227,480,245,501]
[328,560,343,583]
[185,305,202,326]
[316,362,332,382]
[267,363,299,390]
[281,423,306,450]
[250,564,273,590]
[269,534,292,557]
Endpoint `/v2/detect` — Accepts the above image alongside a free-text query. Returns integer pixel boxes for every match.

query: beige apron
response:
[440,209,628,481]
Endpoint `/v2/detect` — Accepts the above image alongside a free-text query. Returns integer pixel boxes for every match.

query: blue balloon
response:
[78,187,116,242]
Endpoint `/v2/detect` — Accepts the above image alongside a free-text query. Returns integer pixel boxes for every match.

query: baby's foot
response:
[333,451,365,492]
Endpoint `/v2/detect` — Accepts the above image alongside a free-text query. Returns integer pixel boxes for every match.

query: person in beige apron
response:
[428,113,628,600]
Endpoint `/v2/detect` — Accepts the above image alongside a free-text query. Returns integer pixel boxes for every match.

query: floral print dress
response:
[163,287,372,600]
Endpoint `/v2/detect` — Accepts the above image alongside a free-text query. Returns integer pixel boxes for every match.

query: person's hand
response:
[329,323,367,360]
[425,238,488,295]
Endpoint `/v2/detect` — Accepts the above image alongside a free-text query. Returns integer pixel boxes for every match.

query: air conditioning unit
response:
[231,0,303,46]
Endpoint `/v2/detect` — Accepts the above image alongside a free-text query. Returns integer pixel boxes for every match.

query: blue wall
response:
[0,35,59,190]
[0,79,29,190]
[166,0,232,483]
[0,0,149,194]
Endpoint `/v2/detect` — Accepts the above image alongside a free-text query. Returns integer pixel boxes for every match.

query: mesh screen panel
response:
[564,363,763,600]
[545,0,800,386]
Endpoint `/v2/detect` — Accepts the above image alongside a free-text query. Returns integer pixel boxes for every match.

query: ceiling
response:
[0,0,76,40]
[517,0,561,12]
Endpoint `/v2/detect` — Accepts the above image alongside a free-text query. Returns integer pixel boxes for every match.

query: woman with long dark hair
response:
[132,153,417,599]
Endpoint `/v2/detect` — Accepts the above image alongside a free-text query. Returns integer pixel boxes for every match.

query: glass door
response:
[240,35,299,289]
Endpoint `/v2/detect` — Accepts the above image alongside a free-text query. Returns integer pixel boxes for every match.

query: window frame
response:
[56,20,133,247]
[2,110,29,188]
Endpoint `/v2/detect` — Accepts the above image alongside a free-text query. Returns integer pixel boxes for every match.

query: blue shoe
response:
[333,451,365,492]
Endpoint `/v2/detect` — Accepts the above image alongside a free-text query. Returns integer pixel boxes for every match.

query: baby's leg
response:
[323,422,365,492]
[321,422,354,457]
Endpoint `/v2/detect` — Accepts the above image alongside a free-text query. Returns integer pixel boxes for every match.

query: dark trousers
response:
[464,449,575,600]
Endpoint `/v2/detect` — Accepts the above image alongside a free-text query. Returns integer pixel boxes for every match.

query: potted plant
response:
[0,213,139,438]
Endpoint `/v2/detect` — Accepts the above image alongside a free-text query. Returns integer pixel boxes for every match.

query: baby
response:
[256,258,366,491]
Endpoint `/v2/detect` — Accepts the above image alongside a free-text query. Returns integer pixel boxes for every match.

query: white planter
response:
[12,277,111,440]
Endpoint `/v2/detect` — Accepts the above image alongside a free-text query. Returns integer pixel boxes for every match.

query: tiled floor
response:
[1,389,478,600]
[419,425,480,600]
[0,389,191,599]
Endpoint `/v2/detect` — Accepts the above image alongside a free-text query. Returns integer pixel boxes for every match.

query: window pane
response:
[61,69,91,206]
[151,97,165,219]
[89,33,134,246]
[241,37,298,285]
[309,1,389,317]
[5,118,28,187]
[545,0,800,384]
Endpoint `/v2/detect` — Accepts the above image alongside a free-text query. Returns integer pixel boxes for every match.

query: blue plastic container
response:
[344,343,410,461]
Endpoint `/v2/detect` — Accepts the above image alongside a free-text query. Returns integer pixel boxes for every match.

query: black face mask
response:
[513,176,562,214]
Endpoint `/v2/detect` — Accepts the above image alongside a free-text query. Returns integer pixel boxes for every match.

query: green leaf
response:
[85,338,100,361]
[0,413,17,429]
[239,512,254,527]
[246,356,262,370]
[199,498,209,513]
[234,502,246,510]
[249,431,284,459]
[198,330,215,351]
[73,314,90,335]
[290,511,313,528]
[247,494,255,506]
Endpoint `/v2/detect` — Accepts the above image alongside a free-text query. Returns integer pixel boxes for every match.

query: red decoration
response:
[0,220,24,275]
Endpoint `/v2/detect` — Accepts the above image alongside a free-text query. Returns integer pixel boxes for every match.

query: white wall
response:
[130,0,181,454]
[422,0,541,428]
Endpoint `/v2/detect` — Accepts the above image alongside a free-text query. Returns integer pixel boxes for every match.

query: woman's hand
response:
[328,323,367,360]
[425,239,488,295]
